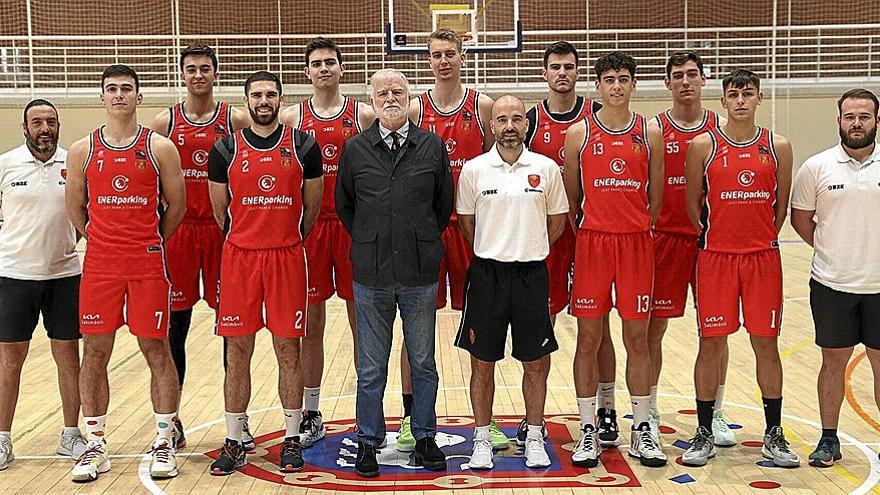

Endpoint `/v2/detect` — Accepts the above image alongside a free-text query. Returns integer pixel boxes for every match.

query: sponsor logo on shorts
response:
[703,315,726,328]
[220,315,244,328]
[573,297,597,310]
[653,298,673,310]
[81,313,104,325]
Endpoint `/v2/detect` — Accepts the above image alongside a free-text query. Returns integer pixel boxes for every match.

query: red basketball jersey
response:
[527,98,593,169]
[169,101,233,224]
[297,96,361,218]
[416,88,485,183]
[83,126,166,278]
[654,109,720,236]
[699,127,779,253]
[578,113,652,234]
[225,125,307,249]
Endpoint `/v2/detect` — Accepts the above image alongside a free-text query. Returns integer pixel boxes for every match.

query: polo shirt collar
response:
[835,142,880,165]
[15,143,63,166]
[488,144,528,168]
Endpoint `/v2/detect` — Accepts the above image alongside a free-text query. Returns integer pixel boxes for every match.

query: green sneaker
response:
[397,416,415,452]
[809,436,841,467]
[489,419,510,450]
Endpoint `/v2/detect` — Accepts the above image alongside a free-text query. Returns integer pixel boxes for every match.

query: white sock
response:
[715,384,726,411]
[84,415,107,443]
[474,426,490,441]
[527,425,543,440]
[304,387,321,412]
[649,385,658,412]
[225,411,246,442]
[577,397,597,428]
[598,382,616,410]
[284,408,303,438]
[631,395,650,427]
[63,426,81,436]
[155,413,176,439]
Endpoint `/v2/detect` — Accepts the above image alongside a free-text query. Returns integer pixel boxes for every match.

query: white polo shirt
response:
[457,145,569,262]
[791,143,880,293]
[0,144,80,280]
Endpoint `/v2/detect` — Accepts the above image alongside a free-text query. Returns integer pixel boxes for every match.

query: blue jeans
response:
[353,281,439,446]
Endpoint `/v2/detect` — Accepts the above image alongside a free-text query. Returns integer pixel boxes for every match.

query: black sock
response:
[168,308,193,387]
[822,428,838,439]
[403,394,414,418]
[762,396,782,434]
[696,399,715,432]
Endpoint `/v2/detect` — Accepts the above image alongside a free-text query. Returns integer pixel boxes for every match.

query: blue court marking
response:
[673,439,691,450]
[670,473,697,484]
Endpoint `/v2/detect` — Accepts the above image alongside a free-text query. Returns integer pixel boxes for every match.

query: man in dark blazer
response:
[336,68,454,478]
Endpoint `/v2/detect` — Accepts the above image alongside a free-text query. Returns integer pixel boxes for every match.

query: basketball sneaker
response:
[489,418,510,449]
[300,410,326,448]
[596,408,620,447]
[0,436,12,471]
[762,426,799,467]
[515,417,547,446]
[469,434,494,470]
[648,409,661,443]
[57,428,88,458]
[210,439,247,476]
[524,437,551,468]
[571,424,600,468]
[71,440,111,482]
[242,417,255,451]
[681,426,716,466]
[397,416,415,452]
[628,422,667,467]
[173,417,187,449]
[712,409,736,446]
[809,436,842,467]
[279,436,305,472]
[149,437,178,479]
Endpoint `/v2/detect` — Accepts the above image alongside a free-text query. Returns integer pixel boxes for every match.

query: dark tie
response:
[391,132,401,156]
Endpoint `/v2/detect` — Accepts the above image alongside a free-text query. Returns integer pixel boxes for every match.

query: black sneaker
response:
[209,439,246,476]
[279,436,304,472]
[242,419,255,451]
[173,417,186,449]
[356,441,379,478]
[515,417,548,446]
[597,408,620,447]
[415,437,447,471]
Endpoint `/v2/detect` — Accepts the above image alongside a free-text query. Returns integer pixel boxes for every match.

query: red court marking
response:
[678,409,697,415]
[741,441,764,448]
[674,456,685,466]
[749,481,781,489]
[659,425,676,434]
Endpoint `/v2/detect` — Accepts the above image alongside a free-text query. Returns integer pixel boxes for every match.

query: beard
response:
[496,133,523,149]
[249,105,280,126]
[25,129,58,156]
[839,125,877,149]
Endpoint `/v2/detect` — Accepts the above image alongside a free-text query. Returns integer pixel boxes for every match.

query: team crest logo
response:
[631,134,644,154]
[342,117,354,127]
[280,147,293,169]
[112,175,129,192]
[610,157,627,175]
[60,169,67,179]
[759,155,770,165]
[342,128,354,138]
[738,170,756,187]
[203,415,640,490]
[528,174,541,187]
[258,174,277,192]
[323,144,338,160]
[192,149,209,166]
[215,124,227,135]
[135,150,147,172]
[445,138,457,154]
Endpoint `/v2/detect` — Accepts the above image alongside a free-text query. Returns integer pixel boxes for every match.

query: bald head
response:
[490,95,528,150]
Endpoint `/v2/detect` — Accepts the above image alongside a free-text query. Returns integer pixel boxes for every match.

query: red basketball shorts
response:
[546,224,575,315]
[569,230,654,320]
[304,216,354,304]
[165,221,223,311]
[79,274,171,338]
[437,219,473,311]
[216,243,308,338]
[652,231,698,318]
[695,249,783,337]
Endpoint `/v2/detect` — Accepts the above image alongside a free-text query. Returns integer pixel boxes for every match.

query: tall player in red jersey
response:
[148,44,250,448]
[682,69,797,468]
[524,41,620,446]
[206,71,323,476]
[65,65,186,481]
[280,37,374,449]
[647,51,736,445]
[563,52,666,468]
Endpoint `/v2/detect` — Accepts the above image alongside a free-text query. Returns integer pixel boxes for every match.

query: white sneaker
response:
[149,437,178,479]
[299,410,326,448]
[468,436,494,470]
[71,440,111,482]
[681,426,716,466]
[628,422,667,467]
[712,409,737,446]
[242,417,256,451]
[571,424,599,468]
[524,437,551,468]
[762,426,800,467]
[648,409,661,443]
[0,436,13,470]
[58,429,88,458]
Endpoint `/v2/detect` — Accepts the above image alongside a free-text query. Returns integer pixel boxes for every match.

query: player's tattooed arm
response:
[772,133,794,234]
[684,132,712,230]
[152,133,186,240]
[646,119,665,224]
[562,119,586,232]
[64,137,91,239]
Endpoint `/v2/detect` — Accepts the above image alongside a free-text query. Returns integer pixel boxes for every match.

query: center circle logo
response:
[258,174,277,192]
[111,175,129,192]
[738,170,756,187]
[558,147,565,161]
[322,143,338,160]
[192,149,209,166]
[609,158,627,175]
[445,138,457,154]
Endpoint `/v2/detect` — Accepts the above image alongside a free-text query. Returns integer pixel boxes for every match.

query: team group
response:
[0,27,878,483]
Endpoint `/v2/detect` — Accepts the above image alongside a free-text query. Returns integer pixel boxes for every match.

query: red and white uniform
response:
[527,98,593,314]
[215,125,310,337]
[79,126,171,337]
[165,101,231,310]
[651,109,720,317]
[695,127,782,337]
[570,113,654,320]
[297,96,361,303]
[416,88,485,310]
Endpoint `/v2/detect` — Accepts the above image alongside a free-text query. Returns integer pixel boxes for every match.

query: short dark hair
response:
[101,64,139,93]
[543,41,578,68]
[179,44,218,72]
[244,70,282,95]
[722,69,760,92]
[305,36,343,66]
[594,51,636,79]
[23,98,57,123]
[837,88,879,115]
[666,51,704,78]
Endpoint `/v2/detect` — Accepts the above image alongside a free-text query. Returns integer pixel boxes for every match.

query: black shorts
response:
[0,275,81,343]
[454,257,558,362]
[810,278,880,350]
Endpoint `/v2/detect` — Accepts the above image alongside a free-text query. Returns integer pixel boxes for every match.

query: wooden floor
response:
[1,228,879,495]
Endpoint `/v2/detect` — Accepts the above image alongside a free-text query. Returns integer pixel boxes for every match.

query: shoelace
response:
[358,444,376,461]
[525,437,545,451]
[816,437,836,452]
[281,440,300,457]
[221,443,243,461]
[689,432,709,450]
[151,442,172,463]
[640,429,659,451]
[770,433,793,453]
[76,445,103,466]
[577,429,594,452]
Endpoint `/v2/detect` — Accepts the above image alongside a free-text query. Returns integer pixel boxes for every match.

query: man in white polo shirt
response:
[0,99,86,470]
[791,88,880,468]
[454,95,568,470]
